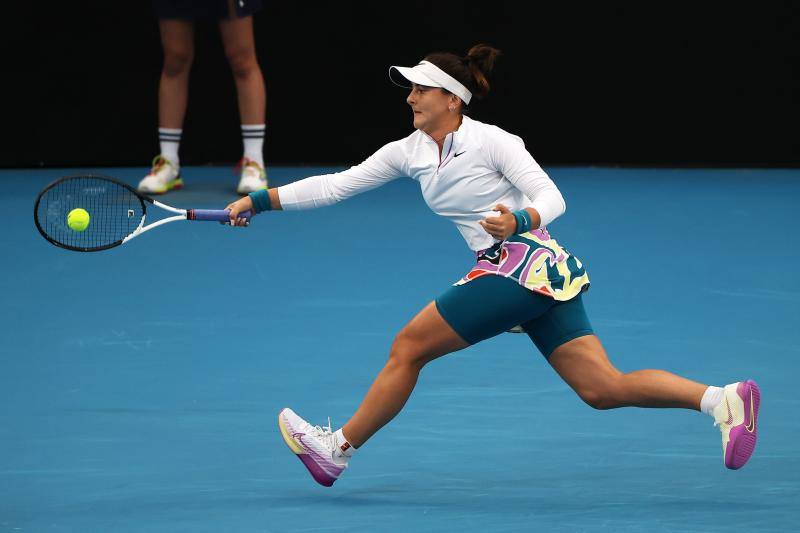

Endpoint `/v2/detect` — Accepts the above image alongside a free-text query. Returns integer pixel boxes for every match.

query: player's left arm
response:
[479,130,565,239]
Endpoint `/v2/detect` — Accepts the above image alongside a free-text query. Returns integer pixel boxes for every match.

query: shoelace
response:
[307,417,337,452]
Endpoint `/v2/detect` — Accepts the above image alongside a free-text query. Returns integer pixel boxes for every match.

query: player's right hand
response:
[224,196,254,227]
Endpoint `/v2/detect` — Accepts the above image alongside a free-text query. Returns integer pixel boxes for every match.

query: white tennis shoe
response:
[236,158,268,194]
[278,408,347,487]
[138,155,182,194]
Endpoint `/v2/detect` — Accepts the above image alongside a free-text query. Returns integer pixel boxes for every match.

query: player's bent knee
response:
[578,391,614,410]
[576,382,623,410]
[388,332,428,370]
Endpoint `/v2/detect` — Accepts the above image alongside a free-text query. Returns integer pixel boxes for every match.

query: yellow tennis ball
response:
[67,208,90,232]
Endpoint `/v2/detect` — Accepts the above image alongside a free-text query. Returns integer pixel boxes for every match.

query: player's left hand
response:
[479,204,517,240]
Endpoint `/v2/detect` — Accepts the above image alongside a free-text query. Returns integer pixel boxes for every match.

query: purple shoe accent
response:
[725,380,760,470]
[296,453,338,487]
[279,410,344,487]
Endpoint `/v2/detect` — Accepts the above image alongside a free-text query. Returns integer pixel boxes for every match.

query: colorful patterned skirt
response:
[455,228,590,301]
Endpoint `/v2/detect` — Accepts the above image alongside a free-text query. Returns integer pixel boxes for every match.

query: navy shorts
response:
[435,275,593,358]
[153,0,263,20]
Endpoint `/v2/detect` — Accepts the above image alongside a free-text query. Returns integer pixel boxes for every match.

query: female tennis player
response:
[224,44,760,486]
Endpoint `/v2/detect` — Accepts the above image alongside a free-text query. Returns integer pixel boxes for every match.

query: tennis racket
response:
[33,174,251,252]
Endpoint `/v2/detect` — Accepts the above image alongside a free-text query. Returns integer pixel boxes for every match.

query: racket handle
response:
[188,209,252,222]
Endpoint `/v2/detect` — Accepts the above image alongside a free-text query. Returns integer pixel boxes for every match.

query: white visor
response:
[389,60,473,105]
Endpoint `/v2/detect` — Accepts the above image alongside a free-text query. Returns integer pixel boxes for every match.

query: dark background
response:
[4,2,799,168]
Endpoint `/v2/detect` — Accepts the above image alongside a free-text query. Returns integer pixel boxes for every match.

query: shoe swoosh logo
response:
[295,433,321,458]
[294,432,310,449]
[745,393,756,433]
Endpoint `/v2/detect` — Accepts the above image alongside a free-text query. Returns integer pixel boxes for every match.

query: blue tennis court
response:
[1,166,798,531]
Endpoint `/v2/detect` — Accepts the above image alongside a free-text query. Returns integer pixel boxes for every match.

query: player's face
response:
[407,84,452,132]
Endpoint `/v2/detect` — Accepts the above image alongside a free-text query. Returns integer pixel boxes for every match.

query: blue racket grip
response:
[188,209,253,222]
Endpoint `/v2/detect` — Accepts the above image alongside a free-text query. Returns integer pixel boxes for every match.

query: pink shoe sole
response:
[725,380,760,470]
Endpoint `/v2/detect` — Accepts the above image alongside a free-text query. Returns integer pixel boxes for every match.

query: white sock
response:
[700,386,724,416]
[158,127,182,166]
[242,124,265,167]
[333,428,355,464]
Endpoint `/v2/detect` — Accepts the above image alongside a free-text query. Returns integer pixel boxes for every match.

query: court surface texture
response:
[1,166,798,532]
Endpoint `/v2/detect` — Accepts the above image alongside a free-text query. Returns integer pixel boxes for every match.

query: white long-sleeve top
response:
[277,115,566,252]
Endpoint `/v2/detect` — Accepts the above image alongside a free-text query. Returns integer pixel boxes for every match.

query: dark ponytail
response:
[464,44,501,99]
[424,44,502,105]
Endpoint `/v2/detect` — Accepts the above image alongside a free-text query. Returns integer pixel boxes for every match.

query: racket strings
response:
[36,176,145,251]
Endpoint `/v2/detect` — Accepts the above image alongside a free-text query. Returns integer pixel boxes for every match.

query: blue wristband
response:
[512,209,532,234]
[248,189,272,213]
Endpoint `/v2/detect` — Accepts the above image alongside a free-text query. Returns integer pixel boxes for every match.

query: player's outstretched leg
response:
[548,335,761,469]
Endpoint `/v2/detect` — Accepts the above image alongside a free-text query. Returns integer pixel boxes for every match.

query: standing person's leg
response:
[158,19,195,130]
[139,19,194,193]
[218,11,268,193]
[218,15,266,127]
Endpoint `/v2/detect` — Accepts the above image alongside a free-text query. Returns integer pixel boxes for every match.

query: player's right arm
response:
[226,141,406,225]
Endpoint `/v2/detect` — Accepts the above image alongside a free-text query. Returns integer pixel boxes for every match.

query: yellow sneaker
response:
[137,155,182,194]
[236,158,268,194]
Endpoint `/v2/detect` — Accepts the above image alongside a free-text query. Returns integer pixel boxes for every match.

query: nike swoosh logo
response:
[454,151,466,157]
[745,393,756,433]
[295,433,322,459]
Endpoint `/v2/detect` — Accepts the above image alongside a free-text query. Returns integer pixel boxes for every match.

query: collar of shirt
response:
[416,115,473,167]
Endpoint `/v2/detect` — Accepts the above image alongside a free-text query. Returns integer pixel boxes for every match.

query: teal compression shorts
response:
[434,275,593,358]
